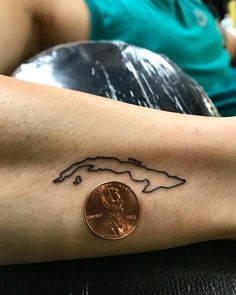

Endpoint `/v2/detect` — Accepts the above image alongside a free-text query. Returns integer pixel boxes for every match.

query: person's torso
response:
[85,0,236,116]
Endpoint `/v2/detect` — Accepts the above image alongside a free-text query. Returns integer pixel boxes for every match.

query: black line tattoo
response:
[53,156,186,193]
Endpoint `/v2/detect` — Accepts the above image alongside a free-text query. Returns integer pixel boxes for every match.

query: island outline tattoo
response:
[53,156,186,193]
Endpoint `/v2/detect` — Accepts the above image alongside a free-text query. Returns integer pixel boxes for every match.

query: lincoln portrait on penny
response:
[99,186,131,238]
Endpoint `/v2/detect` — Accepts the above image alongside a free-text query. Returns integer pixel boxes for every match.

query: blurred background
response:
[206,0,236,34]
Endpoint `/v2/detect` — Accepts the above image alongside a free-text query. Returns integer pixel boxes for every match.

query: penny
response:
[84,182,141,240]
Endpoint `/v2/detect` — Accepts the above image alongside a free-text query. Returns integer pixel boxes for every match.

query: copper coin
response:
[84,182,141,240]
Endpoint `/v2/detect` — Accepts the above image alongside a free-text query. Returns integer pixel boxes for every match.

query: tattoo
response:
[53,156,186,193]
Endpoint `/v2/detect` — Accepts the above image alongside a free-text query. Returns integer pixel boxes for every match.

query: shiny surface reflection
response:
[13,41,219,117]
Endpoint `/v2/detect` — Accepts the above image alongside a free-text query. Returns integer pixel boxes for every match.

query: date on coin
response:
[84,182,141,240]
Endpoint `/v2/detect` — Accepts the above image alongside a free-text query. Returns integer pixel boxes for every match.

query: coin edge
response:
[84,181,141,240]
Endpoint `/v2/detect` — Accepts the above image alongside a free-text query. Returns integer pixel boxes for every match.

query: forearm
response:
[0,75,235,265]
[0,0,38,75]
[0,0,88,75]
[226,30,236,67]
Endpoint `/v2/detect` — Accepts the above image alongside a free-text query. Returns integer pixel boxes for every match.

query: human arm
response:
[0,0,89,75]
[218,22,236,67]
[226,30,236,67]
[0,75,235,265]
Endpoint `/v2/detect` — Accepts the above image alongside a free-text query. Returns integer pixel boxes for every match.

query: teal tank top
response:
[85,0,236,116]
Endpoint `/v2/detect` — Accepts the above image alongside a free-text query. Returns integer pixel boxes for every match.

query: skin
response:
[0,0,89,74]
[0,0,235,265]
[0,75,235,265]
[226,31,236,67]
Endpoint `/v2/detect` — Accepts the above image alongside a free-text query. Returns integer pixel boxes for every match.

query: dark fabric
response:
[1,241,236,295]
[2,41,234,294]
